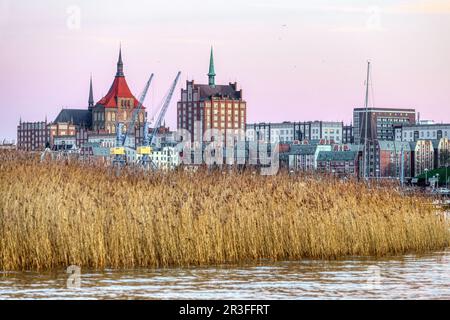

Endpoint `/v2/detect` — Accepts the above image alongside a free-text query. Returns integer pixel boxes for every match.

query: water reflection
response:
[0,251,448,299]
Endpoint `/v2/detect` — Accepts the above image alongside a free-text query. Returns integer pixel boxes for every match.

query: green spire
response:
[208,46,216,87]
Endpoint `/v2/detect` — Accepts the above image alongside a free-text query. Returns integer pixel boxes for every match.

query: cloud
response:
[388,0,450,15]
[329,25,386,33]
[316,5,374,14]
[162,37,225,46]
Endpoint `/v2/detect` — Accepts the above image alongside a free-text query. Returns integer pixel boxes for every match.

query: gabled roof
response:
[408,139,440,150]
[195,83,242,101]
[54,109,92,127]
[96,77,141,108]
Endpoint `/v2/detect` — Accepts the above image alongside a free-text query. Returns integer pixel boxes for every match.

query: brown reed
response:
[0,150,448,271]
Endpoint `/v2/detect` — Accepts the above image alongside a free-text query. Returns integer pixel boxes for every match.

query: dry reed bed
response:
[0,150,448,271]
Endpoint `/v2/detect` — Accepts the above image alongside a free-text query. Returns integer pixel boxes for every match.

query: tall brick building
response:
[353,107,416,144]
[177,48,246,143]
[17,119,50,151]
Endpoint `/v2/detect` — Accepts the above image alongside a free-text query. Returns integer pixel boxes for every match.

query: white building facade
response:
[149,145,180,170]
[246,121,344,144]
[395,124,450,142]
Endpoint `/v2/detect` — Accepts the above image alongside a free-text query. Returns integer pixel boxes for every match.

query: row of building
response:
[282,137,449,179]
[15,47,450,178]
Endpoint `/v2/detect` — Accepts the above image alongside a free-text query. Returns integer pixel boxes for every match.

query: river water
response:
[0,251,449,299]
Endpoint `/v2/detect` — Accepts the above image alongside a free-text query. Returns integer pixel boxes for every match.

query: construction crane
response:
[111,74,154,166]
[122,73,154,147]
[138,71,181,168]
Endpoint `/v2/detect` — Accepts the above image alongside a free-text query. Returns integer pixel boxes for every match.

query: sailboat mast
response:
[363,61,371,179]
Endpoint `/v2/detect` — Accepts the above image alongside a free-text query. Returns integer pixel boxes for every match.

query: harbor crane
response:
[41,71,180,170]
[111,74,154,166]
[138,71,181,168]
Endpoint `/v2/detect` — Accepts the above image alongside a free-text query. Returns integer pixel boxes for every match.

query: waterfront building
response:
[17,119,50,151]
[394,123,450,142]
[48,121,77,147]
[310,121,343,143]
[75,127,89,150]
[316,150,359,177]
[53,135,77,151]
[353,107,416,144]
[437,137,450,168]
[411,140,435,177]
[288,143,332,171]
[177,48,246,144]
[361,138,448,179]
[377,141,413,178]
[342,124,354,144]
[246,122,300,143]
[148,144,180,170]
[87,132,135,149]
[363,140,413,179]
[246,121,345,144]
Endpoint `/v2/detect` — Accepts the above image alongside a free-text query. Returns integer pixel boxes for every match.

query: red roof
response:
[96,76,144,109]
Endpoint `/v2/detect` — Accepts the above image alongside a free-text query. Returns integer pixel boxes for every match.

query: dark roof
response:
[54,109,92,127]
[378,141,411,152]
[289,145,317,155]
[317,151,358,162]
[195,84,242,101]
[353,107,415,112]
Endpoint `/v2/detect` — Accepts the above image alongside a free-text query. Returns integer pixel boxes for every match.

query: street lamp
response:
[425,168,429,187]
[446,164,449,190]
[436,173,440,189]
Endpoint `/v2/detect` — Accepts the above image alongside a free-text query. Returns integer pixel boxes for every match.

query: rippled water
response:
[1,251,449,299]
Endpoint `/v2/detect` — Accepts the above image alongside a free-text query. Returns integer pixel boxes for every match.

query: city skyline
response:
[1,0,450,140]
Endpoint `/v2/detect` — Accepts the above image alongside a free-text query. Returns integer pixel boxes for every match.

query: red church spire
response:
[95,46,142,109]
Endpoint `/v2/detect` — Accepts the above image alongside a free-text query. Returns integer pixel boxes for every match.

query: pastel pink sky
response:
[1,0,449,140]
